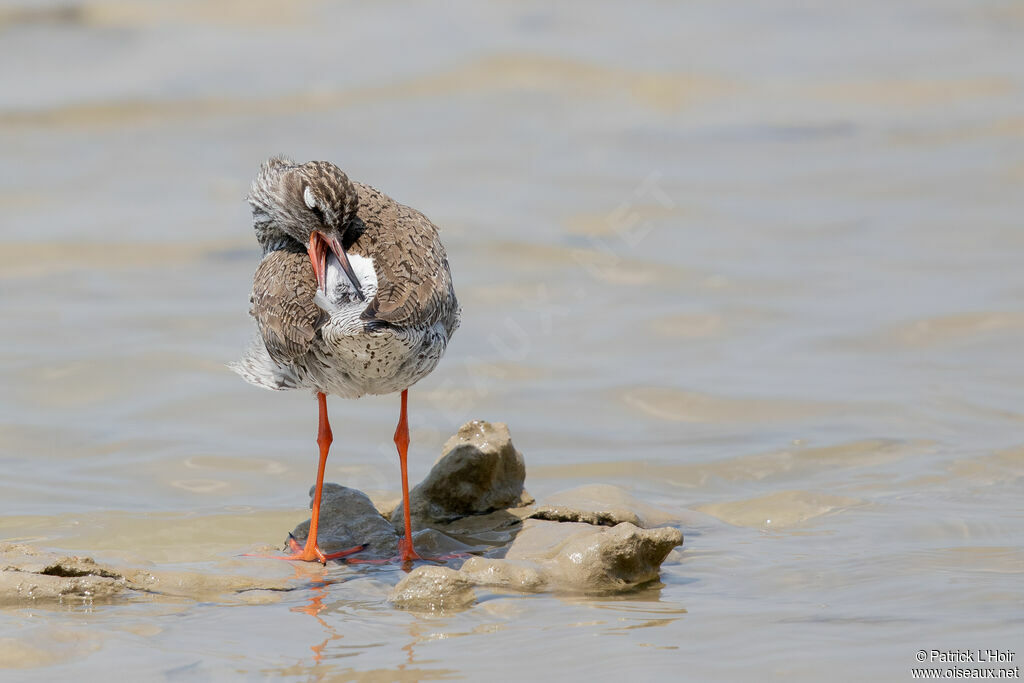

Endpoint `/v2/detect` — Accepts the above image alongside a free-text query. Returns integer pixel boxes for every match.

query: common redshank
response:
[232,156,460,564]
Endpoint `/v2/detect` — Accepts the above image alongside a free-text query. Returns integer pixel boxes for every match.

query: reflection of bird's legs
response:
[290,572,340,664]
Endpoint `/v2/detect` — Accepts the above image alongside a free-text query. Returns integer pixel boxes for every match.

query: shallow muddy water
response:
[1,0,1023,680]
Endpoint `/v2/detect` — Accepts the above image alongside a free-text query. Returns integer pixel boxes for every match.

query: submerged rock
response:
[432,506,536,549]
[695,490,862,529]
[390,421,534,529]
[290,483,398,559]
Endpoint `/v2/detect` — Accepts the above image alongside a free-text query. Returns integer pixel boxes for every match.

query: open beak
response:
[308,231,365,301]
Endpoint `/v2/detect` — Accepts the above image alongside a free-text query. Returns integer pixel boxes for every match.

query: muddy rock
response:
[120,567,292,601]
[384,454,684,608]
[530,484,677,528]
[458,557,548,593]
[0,543,293,605]
[519,520,683,591]
[291,483,399,559]
[391,421,534,529]
[389,566,476,611]
[463,520,683,593]
[396,518,684,608]
[0,544,128,605]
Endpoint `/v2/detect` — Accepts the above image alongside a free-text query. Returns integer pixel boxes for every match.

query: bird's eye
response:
[303,185,327,223]
[303,186,318,210]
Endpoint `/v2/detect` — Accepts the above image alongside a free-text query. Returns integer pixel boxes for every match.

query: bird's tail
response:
[228,338,300,391]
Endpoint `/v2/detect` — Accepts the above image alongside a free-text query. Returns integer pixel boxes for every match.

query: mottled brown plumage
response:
[250,248,322,365]
[348,181,456,330]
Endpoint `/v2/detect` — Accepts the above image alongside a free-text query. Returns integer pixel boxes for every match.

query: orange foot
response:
[245,534,366,565]
[281,534,367,564]
[345,536,468,569]
[398,535,421,564]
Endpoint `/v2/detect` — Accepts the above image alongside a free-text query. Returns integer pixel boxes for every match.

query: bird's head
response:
[248,156,364,299]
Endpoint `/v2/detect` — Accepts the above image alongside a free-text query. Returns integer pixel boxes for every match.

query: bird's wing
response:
[250,249,322,364]
[351,182,456,329]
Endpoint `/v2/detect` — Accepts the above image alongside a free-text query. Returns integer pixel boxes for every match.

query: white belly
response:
[298,252,450,397]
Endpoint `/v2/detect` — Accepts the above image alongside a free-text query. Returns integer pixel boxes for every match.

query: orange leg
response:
[345,388,465,567]
[276,392,364,564]
[395,389,422,564]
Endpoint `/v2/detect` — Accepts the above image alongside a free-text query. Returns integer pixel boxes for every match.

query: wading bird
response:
[232,156,459,564]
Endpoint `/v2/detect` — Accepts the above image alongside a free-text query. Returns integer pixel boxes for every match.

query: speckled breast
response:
[299,320,452,398]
